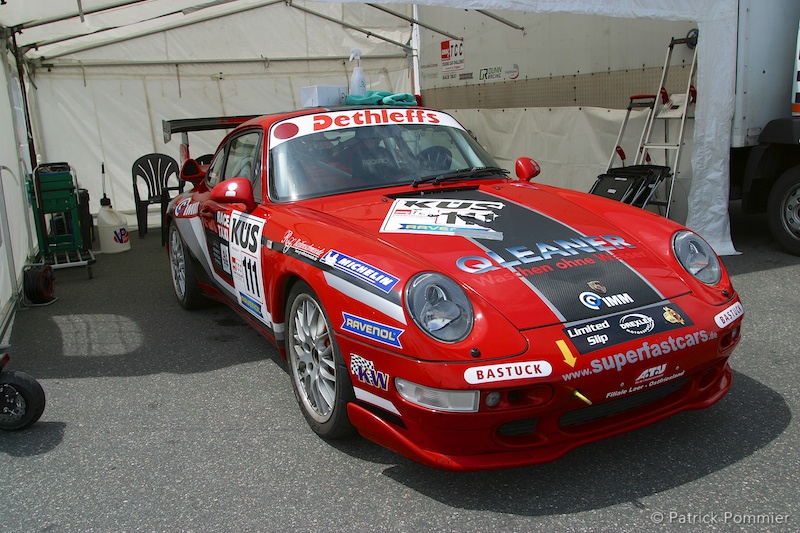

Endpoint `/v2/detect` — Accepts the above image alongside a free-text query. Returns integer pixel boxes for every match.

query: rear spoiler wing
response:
[162,115,259,144]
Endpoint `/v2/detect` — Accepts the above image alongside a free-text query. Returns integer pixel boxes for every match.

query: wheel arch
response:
[743,143,800,213]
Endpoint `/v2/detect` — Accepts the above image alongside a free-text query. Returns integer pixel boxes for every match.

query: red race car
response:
[165,106,743,471]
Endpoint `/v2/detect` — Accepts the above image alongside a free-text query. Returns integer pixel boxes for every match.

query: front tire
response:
[767,166,800,255]
[286,282,355,439]
[169,222,204,309]
[0,370,46,430]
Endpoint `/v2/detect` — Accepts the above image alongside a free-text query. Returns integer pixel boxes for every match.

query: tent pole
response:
[10,32,37,167]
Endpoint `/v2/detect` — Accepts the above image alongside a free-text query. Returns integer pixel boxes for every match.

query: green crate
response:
[41,193,78,214]
[38,170,74,191]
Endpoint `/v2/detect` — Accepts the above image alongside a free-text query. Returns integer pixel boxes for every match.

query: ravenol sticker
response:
[714,301,744,328]
[321,250,399,293]
[342,313,403,348]
[464,360,552,384]
[239,291,263,318]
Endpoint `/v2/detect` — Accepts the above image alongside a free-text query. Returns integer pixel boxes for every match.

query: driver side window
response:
[207,130,263,201]
[224,132,261,180]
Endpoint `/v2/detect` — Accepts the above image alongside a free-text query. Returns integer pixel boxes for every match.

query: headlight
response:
[672,230,722,285]
[395,378,479,412]
[405,272,474,342]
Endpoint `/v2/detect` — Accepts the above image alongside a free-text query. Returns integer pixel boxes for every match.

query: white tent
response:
[1,0,738,335]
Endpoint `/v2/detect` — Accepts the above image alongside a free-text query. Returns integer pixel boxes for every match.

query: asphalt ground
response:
[1,201,798,532]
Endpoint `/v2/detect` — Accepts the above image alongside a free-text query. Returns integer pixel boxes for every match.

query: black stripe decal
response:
[447,189,664,323]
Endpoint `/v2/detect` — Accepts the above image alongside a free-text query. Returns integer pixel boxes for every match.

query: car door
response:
[199,130,272,326]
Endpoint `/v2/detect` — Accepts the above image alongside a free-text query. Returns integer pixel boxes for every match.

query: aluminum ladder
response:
[605,30,698,217]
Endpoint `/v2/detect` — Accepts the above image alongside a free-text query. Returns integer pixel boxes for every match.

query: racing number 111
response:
[242,256,261,297]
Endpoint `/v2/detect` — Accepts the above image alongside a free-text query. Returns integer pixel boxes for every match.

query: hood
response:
[301,183,691,330]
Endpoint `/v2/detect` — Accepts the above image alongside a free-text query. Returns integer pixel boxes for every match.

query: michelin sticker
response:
[229,210,269,325]
[380,198,504,239]
[321,250,399,293]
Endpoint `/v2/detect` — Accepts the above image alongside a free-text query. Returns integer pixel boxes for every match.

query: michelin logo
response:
[342,313,403,348]
[321,250,399,293]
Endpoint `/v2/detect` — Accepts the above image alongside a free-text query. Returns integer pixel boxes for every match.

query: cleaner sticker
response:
[228,210,268,324]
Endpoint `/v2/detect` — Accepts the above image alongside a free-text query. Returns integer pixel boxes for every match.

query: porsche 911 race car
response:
[165,106,743,471]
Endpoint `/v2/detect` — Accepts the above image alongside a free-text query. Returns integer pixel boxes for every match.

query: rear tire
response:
[767,166,800,256]
[0,370,46,430]
[286,282,355,439]
[168,222,204,309]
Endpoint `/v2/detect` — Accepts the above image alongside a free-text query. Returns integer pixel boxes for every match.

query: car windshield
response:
[269,113,501,201]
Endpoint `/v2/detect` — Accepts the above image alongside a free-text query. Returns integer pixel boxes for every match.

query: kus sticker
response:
[342,313,403,348]
[381,197,504,238]
[321,250,399,293]
[229,211,268,325]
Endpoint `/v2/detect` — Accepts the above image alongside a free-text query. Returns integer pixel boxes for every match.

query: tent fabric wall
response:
[0,47,35,334]
[0,0,743,331]
[447,107,694,223]
[328,0,739,255]
[398,0,738,255]
[26,2,414,218]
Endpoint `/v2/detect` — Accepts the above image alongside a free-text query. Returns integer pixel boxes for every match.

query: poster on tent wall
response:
[440,39,465,75]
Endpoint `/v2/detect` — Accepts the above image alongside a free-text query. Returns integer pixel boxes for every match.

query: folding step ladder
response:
[592,30,698,218]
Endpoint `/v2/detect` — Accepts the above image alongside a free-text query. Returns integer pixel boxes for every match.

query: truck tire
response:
[767,165,800,256]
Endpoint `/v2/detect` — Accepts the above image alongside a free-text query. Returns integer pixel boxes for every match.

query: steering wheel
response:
[419,146,452,171]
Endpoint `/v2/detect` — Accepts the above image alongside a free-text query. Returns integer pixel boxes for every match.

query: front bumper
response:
[339,295,742,471]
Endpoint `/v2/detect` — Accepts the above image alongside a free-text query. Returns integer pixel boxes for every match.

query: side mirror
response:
[210,178,256,212]
[180,158,206,184]
[515,157,541,181]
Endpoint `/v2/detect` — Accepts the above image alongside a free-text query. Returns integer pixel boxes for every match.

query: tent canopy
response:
[0,0,739,337]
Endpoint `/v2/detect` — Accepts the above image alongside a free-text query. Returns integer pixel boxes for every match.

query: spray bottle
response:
[349,48,366,97]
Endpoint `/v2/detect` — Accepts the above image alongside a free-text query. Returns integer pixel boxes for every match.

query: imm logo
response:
[579,291,634,310]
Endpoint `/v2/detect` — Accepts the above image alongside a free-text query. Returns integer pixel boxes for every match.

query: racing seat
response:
[131,153,182,242]
[351,145,397,184]
[589,165,671,209]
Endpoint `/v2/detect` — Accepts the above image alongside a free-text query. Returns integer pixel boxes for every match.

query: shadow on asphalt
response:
[0,422,65,457]
[8,235,285,379]
[723,200,800,276]
[5,203,794,513]
[340,370,789,515]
